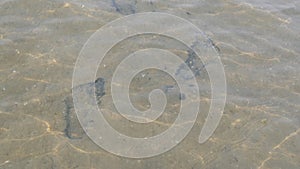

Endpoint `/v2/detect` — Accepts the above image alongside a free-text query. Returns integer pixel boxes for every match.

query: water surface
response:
[0,0,299,168]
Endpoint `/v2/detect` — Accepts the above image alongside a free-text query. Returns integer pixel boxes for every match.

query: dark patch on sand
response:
[63,77,105,139]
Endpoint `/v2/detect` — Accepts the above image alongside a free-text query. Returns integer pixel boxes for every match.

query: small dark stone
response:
[95,77,105,102]
[179,93,186,100]
[207,38,220,52]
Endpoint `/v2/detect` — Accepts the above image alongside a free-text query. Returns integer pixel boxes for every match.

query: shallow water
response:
[0,0,299,168]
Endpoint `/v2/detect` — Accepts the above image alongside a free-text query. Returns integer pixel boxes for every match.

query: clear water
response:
[0,0,299,168]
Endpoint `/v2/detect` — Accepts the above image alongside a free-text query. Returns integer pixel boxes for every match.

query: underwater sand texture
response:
[0,0,299,168]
